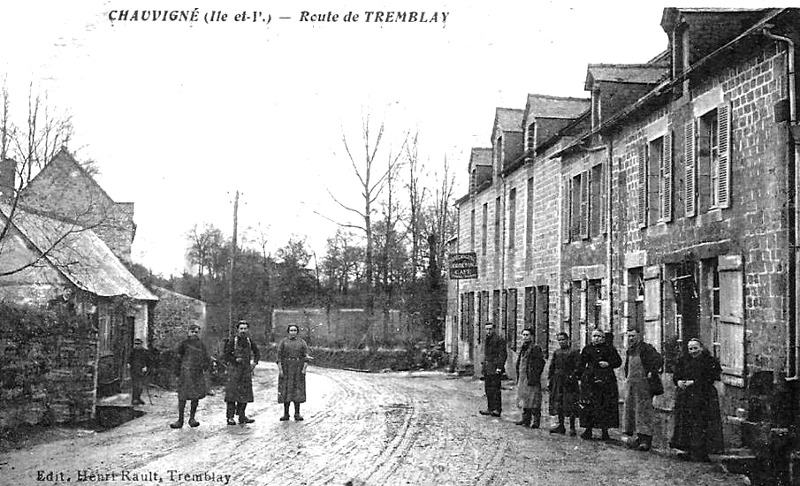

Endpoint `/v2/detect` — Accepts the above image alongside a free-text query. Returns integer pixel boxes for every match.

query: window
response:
[99,314,113,356]
[495,136,503,175]
[643,266,662,352]
[494,197,501,252]
[641,134,674,226]
[508,188,517,249]
[526,178,534,264]
[565,170,590,241]
[685,104,730,216]
[536,286,550,354]
[526,122,535,153]
[590,164,603,237]
[481,203,488,256]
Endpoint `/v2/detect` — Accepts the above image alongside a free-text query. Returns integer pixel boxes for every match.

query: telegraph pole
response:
[228,190,239,338]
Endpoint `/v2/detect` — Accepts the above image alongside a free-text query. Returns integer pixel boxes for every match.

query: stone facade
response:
[151,286,207,351]
[449,7,800,469]
[20,149,137,262]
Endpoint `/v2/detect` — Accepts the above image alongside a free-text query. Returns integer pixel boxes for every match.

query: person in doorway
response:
[277,324,310,421]
[623,328,664,451]
[224,320,260,425]
[515,328,545,428]
[577,328,622,440]
[170,323,210,428]
[129,337,150,406]
[479,322,507,417]
[548,332,580,435]
[669,337,724,461]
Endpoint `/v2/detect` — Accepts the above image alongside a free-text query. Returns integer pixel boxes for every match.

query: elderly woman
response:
[577,329,622,441]
[514,328,545,428]
[277,324,310,421]
[669,338,724,461]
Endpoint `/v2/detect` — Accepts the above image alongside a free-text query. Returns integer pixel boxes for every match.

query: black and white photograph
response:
[0,1,796,485]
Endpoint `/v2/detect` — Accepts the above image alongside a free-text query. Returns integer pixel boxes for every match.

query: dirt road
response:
[0,364,745,485]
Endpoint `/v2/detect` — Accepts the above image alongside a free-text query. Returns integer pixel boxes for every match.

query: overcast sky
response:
[0,1,773,276]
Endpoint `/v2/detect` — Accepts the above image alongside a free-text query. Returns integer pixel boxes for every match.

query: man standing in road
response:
[224,320,260,425]
[479,322,507,417]
[623,327,664,451]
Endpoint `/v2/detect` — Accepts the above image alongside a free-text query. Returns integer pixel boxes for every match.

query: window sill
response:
[700,207,723,224]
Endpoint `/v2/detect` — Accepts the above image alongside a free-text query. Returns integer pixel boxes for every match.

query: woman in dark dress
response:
[670,338,724,461]
[277,324,310,421]
[577,328,622,440]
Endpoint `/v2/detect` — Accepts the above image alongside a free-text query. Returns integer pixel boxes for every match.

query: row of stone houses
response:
[447,7,800,475]
[0,149,205,428]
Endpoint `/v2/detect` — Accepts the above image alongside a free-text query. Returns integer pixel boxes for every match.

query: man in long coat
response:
[171,324,210,428]
[224,320,260,425]
[479,322,507,417]
[623,328,664,451]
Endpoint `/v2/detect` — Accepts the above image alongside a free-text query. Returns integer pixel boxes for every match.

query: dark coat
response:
[516,341,545,387]
[670,351,724,456]
[482,333,507,377]
[548,347,581,416]
[277,337,309,404]
[129,347,150,378]
[577,342,622,429]
[223,334,260,403]
[174,337,210,401]
[624,341,664,378]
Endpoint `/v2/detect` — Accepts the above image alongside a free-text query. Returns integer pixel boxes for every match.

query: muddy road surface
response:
[0,364,745,485]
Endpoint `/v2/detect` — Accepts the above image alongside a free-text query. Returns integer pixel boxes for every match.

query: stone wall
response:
[0,305,96,430]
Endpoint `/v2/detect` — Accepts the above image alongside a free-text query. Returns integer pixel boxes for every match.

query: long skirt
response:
[670,385,724,456]
[549,376,579,416]
[579,380,620,429]
[277,360,306,403]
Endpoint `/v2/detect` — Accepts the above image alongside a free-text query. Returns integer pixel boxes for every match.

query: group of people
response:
[479,322,724,462]
[128,321,310,429]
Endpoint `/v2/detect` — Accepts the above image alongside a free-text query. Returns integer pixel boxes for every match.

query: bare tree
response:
[185,223,225,299]
[405,131,427,281]
[326,114,406,309]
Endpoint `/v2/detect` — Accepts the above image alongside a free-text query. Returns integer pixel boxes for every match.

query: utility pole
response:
[228,190,239,338]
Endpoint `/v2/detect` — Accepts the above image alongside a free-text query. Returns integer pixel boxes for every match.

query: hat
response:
[133,338,144,344]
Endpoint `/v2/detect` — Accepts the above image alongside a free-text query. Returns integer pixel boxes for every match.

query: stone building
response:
[450,7,800,478]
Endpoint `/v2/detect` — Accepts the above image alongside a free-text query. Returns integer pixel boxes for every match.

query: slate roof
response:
[525,94,590,120]
[3,205,157,301]
[585,64,670,90]
[470,148,493,167]
[494,108,525,133]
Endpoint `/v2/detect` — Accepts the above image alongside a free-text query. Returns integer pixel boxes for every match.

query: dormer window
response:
[591,88,601,128]
[526,122,535,153]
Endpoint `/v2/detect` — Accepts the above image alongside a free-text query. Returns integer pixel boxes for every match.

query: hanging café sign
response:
[448,252,478,279]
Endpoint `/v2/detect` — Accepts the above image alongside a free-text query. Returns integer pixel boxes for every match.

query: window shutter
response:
[684,120,696,217]
[719,255,744,379]
[601,160,608,234]
[662,131,673,222]
[636,149,646,228]
[644,265,663,352]
[562,176,571,243]
[717,103,731,209]
[580,170,590,239]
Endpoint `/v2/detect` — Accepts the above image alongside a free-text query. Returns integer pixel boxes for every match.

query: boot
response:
[568,417,577,436]
[637,434,652,451]
[601,429,611,441]
[515,408,532,426]
[531,409,541,429]
[280,403,290,421]
[188,400,200,427]
[226,402,237,425]
[170,400,186,428]
[293,402,303,421]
